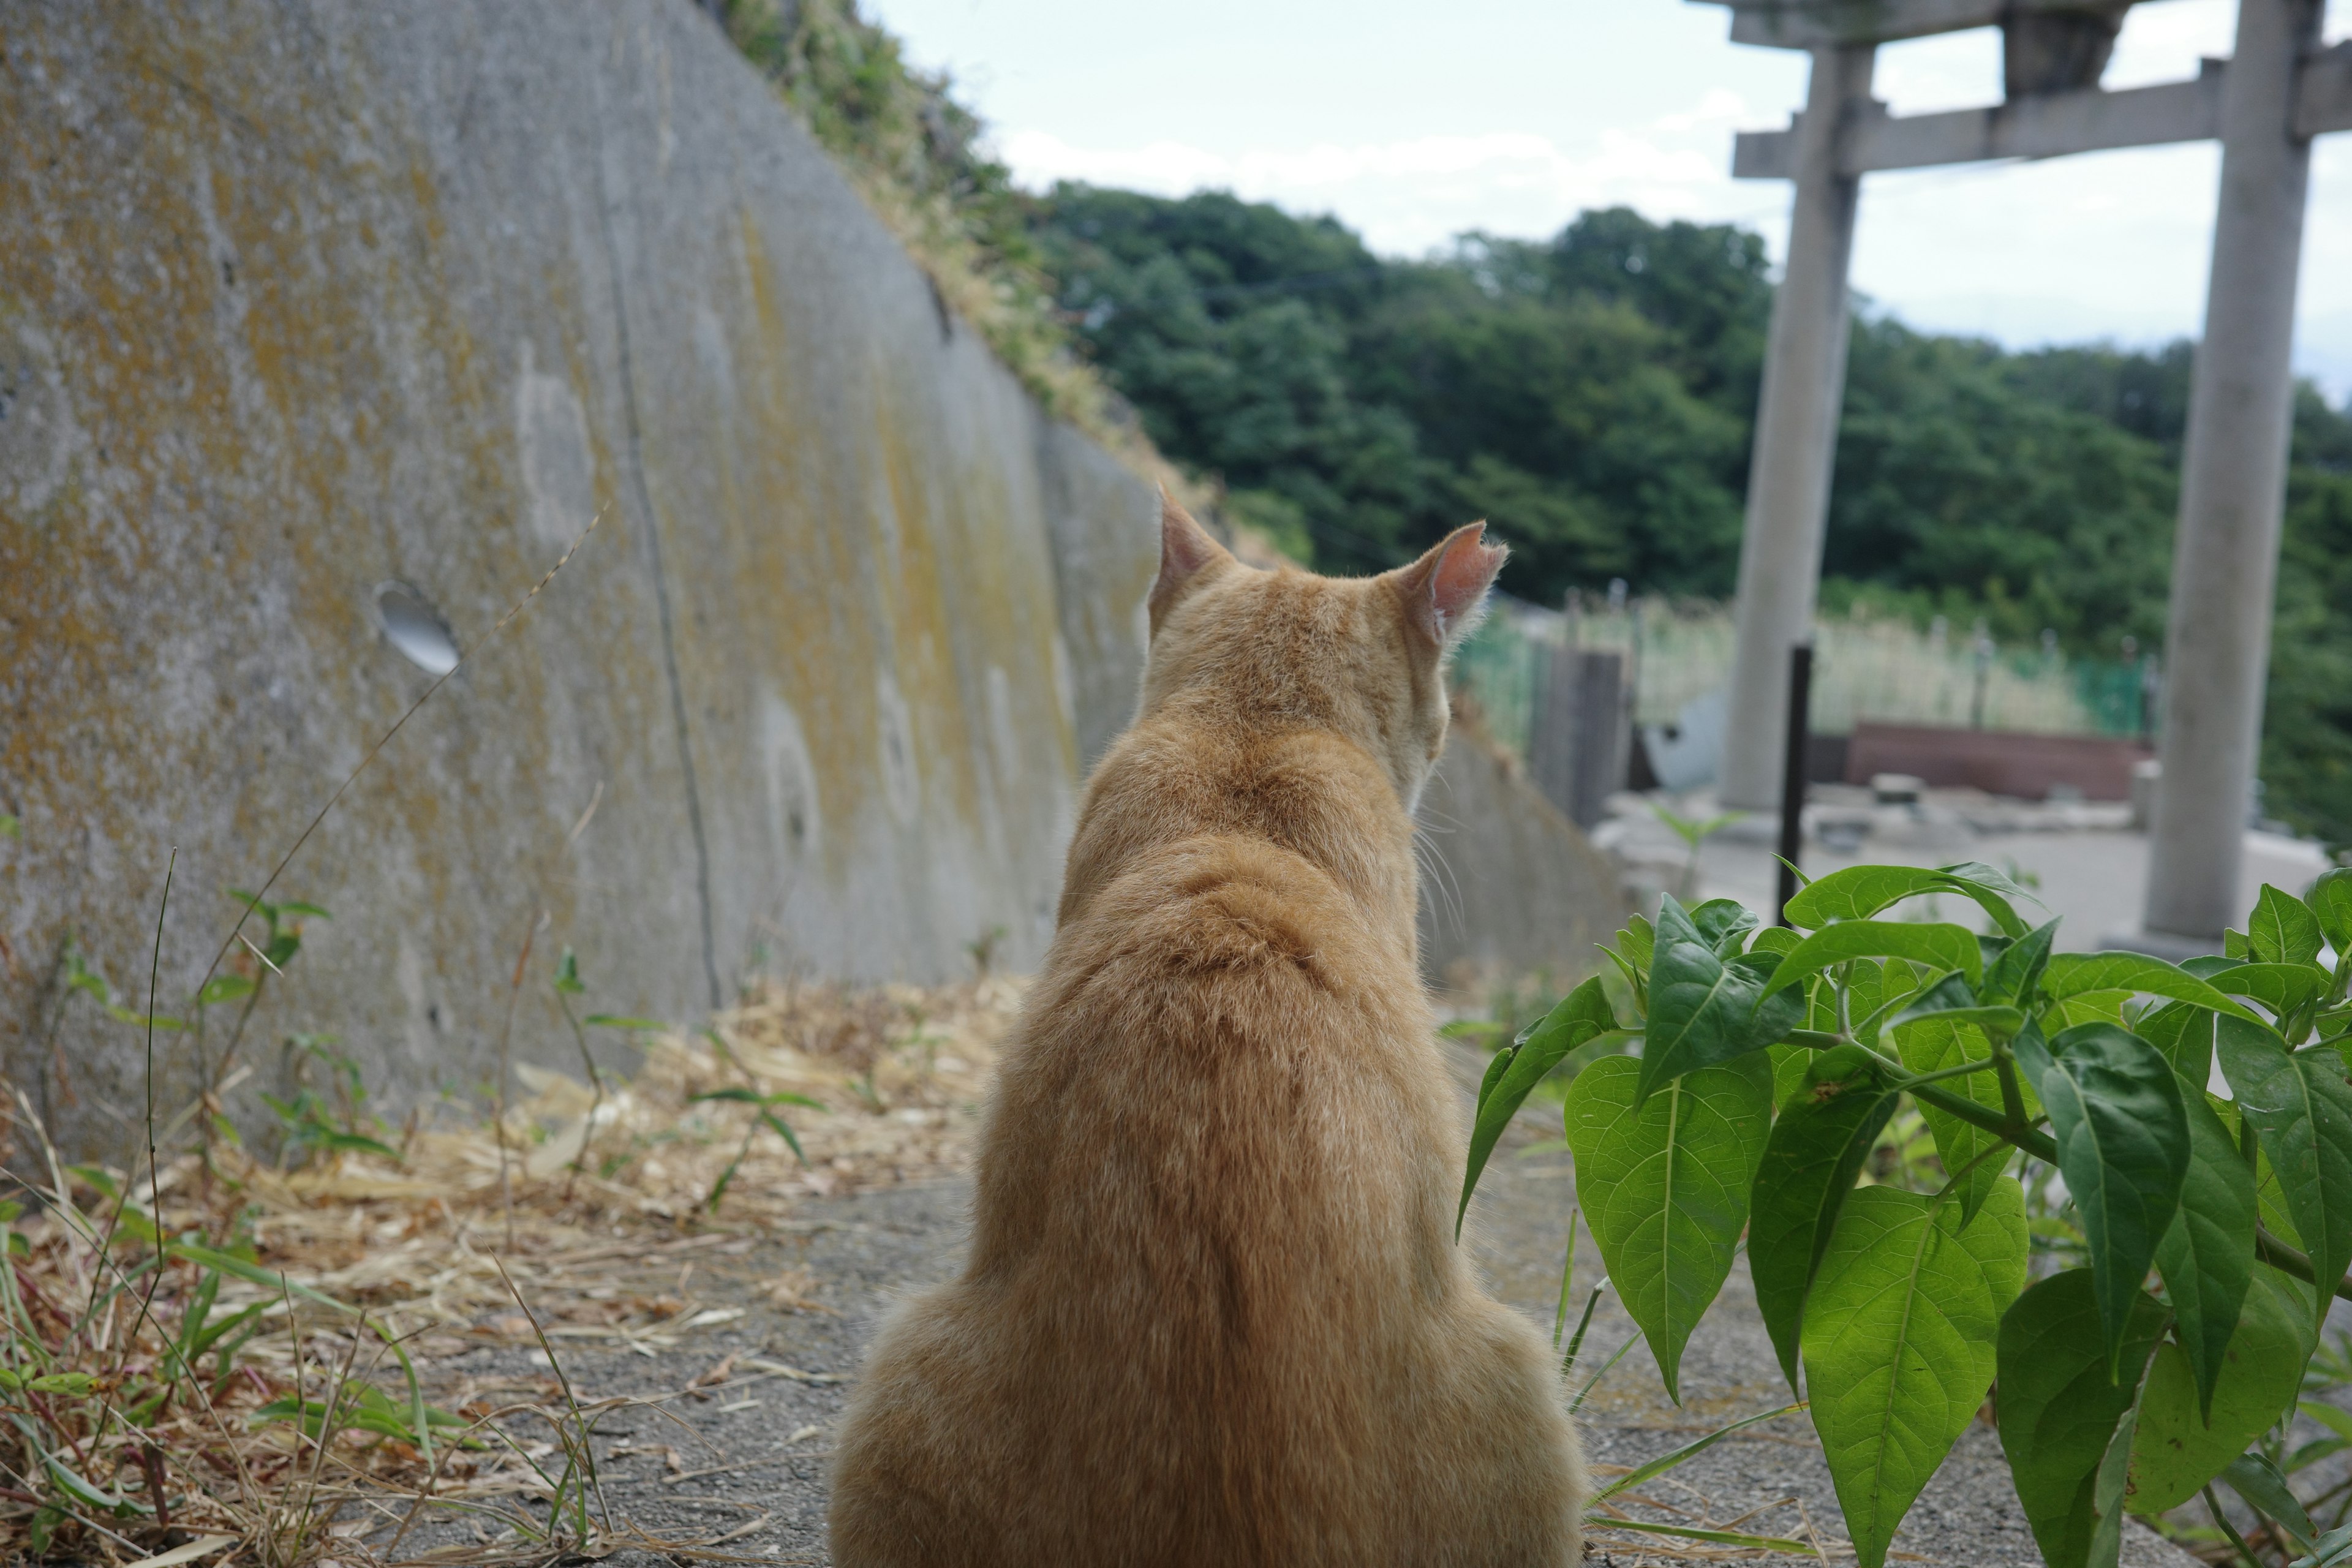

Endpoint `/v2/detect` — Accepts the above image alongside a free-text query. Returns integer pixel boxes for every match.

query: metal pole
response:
[2144,0,2319,941]
[1777,643,1815,926]
[1721,43,1874,809]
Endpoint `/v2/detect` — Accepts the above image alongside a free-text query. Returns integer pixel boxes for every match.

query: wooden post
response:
[1777,643,1815,925]
[1531,647,1629,829]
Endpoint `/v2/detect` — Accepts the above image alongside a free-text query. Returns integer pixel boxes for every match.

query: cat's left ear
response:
[1392,522,1506,650]
[1149,489,1234,632]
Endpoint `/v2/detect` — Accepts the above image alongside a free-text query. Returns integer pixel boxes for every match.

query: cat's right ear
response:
[1148,490,1232,634]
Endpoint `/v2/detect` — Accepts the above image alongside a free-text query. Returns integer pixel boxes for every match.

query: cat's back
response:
[829,509,1584,1567]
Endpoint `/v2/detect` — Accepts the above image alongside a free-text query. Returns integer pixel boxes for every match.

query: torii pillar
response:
[1699,0,2350,941]
[1717,40,1874,810]
[2144,0,2320,941]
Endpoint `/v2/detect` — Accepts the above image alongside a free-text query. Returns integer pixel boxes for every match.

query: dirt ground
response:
[391,1046,2203,1568]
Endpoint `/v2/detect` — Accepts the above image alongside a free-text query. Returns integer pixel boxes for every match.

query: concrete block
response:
[0,0,1155,1156]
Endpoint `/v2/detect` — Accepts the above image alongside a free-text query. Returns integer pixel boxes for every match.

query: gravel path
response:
[432,1053,2203,1567]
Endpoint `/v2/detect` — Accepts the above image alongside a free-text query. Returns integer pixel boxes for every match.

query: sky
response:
[865,0,2352,398]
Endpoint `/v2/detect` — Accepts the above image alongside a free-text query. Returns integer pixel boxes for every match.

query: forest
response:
[712,0,2352,845]
[1025,190,2352,843]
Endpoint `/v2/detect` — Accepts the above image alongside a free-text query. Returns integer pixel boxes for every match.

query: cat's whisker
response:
[1414,826,1467,946]
[1413,792,1469,943]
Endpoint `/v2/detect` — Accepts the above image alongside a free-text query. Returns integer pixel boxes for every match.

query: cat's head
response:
[1137,494,1506,813]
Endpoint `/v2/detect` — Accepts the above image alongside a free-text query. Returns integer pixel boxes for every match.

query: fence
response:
[1452,596,2157,768]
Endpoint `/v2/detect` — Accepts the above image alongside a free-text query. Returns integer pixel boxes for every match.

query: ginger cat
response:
[829,499,1586,1566]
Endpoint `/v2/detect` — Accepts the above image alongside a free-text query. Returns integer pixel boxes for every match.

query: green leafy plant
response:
[1650,801,1747,900]
[261,1034,401,1168]
[688,1087,827,1211]
[203,889,329,1098]
[1460,861,2352,1568]
[549,948,669,1192]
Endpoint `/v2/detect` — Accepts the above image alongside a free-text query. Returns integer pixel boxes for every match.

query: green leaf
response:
[1748,1046,1901,1392]
[1601,914,1656,1015]
[1997,1270,2169,1568]
[2308,867,2352,952]
[554,948,584,995]
[1585,1517,1817,1555]
[2212,961,2330,1024]
[1986,918,2062,1006]
[274,899,331,921]
[197,974,257,1006]
[1856,970,1969,1044]
[224,888,275,923]
[2221,1452,2316,1551]
[313,1129,402,1162]
[1637,895,1801,1103]
[1780,863,2032,936]
[2149,1090,2257,1421]
[756,1110,810,1166]
[165,1241,355,1315]
[582,1014,666,1031]
[2041,953,2263,1024]
[2250,885,2324,968]
[2136,1001,2217,1091]
[1767,1042,1811,1110]
[2217,1017,2352,1326]
[42,1454,148,1514]
[1761,921,1985,1000]
[690,1087,829,1111]
[1687,897,1760,957]
[1589,1403,1805,1503]
[2015,1022,2189,1373]
[0,813,18,840]
[1782,865,1959,929]
[67,1163,119,1198]
[2128,1265,2317,1514]
[1933,859,2043,933]
[103,1004,186,1031]
[1890,1015,2019,1226]
[1802,1181,2028,1568]
[1565,1052,1773,1403]
[1457,977,1615,1235]
[2292,1523,2352,1568]
[26,1372,97,1396]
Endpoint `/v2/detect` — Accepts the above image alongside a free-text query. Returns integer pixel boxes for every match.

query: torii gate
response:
[1698,0,2352,944]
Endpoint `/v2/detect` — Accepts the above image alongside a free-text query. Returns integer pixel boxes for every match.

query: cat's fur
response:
[829,499,1586,1566]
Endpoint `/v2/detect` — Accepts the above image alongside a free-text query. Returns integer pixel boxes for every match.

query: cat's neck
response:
[1056,709,1421,944]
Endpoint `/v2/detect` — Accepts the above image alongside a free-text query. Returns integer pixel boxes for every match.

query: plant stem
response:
[1903,1057,2005,1090]
[2255,1224,2352,1304]
[559,994,604,1200]
[2204,1484,2266,1568]
[1905,1080,2058,1163]
[1991,1037,2029,1127]
[1782,1027,2060,1161]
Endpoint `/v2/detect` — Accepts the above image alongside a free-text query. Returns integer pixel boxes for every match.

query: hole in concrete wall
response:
[376,582,461,675]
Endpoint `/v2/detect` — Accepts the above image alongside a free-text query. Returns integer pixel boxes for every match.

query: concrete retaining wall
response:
[1419,723,1630,991]
[0,0,1157,1155]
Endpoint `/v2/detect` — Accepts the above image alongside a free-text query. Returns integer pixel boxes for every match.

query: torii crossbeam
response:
[1697,0,2352,946]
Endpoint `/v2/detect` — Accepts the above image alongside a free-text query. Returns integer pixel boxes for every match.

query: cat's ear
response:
[1393,521,1506,650]
[1149,490,1232,631]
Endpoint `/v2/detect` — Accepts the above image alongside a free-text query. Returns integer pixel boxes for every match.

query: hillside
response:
[717,0,2352,846]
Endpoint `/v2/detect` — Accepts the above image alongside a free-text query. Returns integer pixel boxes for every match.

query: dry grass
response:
[0,974,1020,1566]
[202,976,1012,1335]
